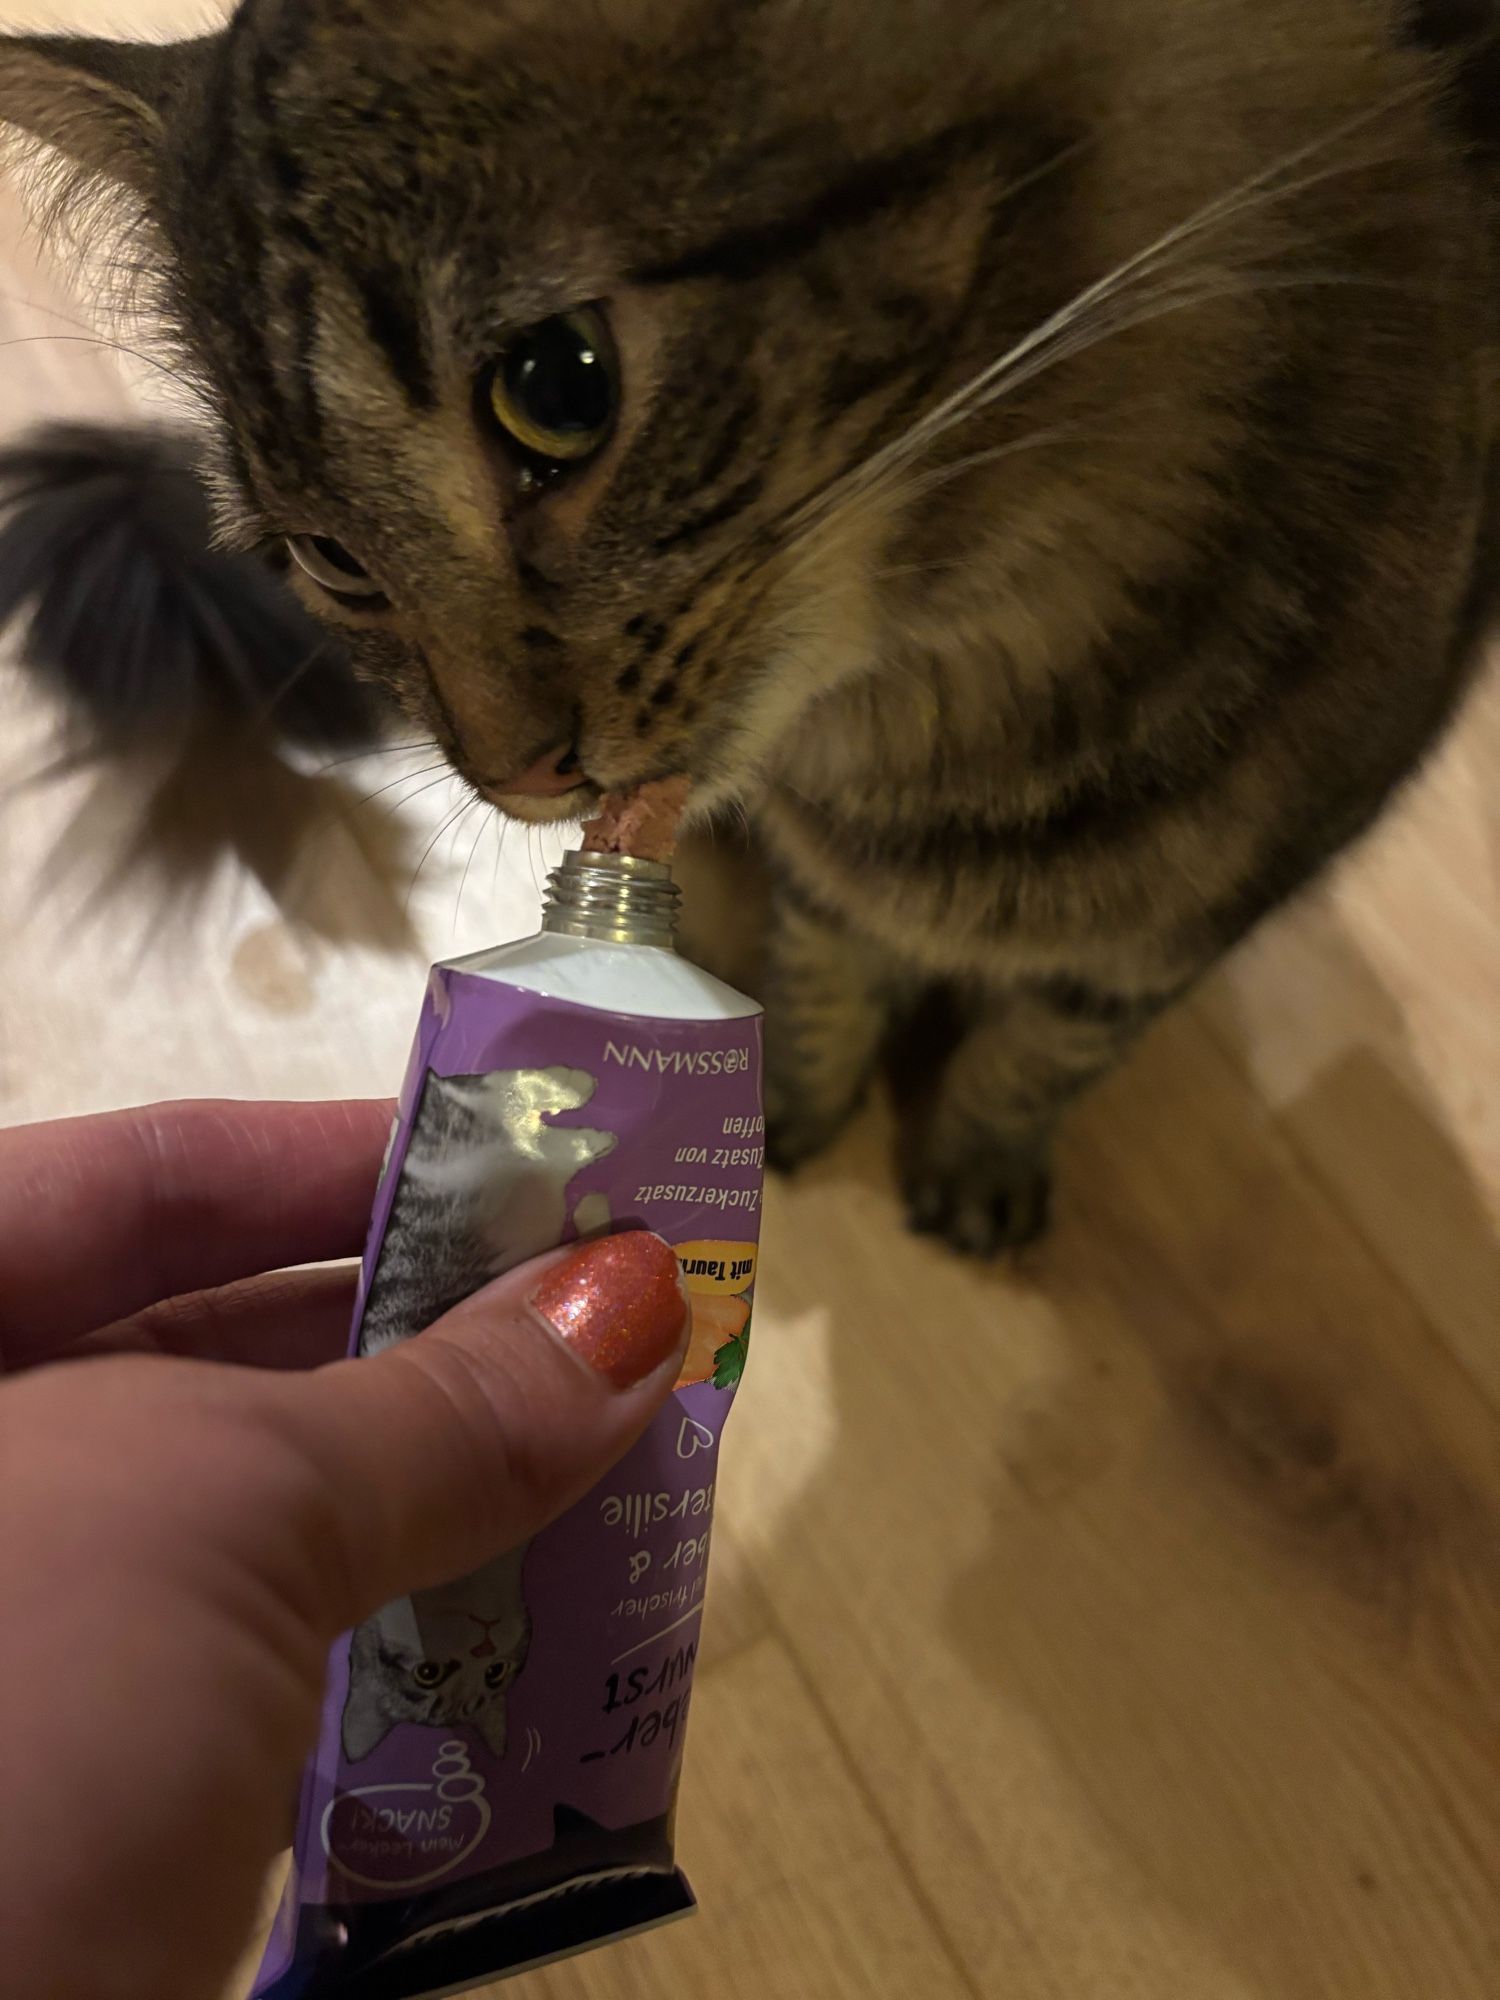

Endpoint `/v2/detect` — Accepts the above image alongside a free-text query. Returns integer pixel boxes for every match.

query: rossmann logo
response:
[603,1041,751,1076]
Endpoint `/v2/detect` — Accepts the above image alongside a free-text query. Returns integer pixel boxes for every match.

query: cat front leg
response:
[902,974,1175,1255]
[763,884,902,1171]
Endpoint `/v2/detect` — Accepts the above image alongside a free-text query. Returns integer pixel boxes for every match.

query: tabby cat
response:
[1,0,1495,1253]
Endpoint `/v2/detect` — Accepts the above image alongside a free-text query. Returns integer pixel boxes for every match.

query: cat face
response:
[356,1067,615,1357]
[343,1547,532,1764]
[402,1070,616,1205]
[0,1,1067,820]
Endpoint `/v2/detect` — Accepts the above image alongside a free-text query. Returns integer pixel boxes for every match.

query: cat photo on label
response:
[358,1068,616,1357]
[342,1066,616,1764]
[342,1546,531,1764]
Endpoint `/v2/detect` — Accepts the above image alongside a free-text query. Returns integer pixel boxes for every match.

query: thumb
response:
[269,1231,689,1631]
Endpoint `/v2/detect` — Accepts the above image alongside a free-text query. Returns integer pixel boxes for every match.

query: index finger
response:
[0,1098,393,1371]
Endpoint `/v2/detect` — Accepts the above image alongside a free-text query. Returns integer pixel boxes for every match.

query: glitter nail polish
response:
[529,1232,688,1388]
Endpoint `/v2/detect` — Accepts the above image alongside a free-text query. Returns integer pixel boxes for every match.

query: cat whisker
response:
[0,330,199,395]
[525,826,544,903]
[311,738,442,776]
[779,418,1111,591]
[0,288,115,338]
[861,426,1162,572]
[770,84,1429,559]
[862,96,1424,467]
[948,259,1440,427]
[405,792,478,914]
[454,801,494,935]
[448,798,478,863]
[781,254,1434,590]
[244,640,334,731]
[356,762,454,813]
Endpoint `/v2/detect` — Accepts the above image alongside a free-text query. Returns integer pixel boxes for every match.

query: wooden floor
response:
[2,12,1498,1995]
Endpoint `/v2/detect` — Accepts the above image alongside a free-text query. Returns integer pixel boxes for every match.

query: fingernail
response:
[529,1232,688,1389]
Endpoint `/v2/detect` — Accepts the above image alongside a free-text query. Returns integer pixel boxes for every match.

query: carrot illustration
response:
[676,1292,752,1389]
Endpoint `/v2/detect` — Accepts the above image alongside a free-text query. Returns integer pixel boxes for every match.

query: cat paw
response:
[765,1103,847,1175]
[902,1140,1052,1257]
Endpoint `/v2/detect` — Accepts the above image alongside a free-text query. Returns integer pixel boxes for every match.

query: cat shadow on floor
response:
[741,894,1500,1997]
[5,729,429,957]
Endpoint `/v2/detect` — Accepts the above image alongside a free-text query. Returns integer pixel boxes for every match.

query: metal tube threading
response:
[541,851,681,948]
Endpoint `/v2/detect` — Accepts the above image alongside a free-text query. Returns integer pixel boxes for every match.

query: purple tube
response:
[253,853,763,1998]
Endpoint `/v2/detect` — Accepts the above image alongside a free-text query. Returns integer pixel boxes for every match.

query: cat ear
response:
[0,33,210,200]
[472,1699,511,1759]
[341,1680,396,1764]
[572,1192,612,1239]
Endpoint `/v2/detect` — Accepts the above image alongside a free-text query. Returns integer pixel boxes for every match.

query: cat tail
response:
[0,419,382,753]
[0,422,418,947]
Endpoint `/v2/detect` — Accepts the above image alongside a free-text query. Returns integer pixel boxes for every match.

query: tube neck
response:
[541,850,681,948]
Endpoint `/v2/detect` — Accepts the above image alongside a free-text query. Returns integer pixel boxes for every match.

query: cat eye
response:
[285,532,386,603]
[483,1663,512,1689]
[486,307,618,470]
[411,1661,446,1688]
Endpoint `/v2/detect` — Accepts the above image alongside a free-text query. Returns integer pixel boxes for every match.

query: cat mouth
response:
[486,779,601,825]
[485,766,690,835]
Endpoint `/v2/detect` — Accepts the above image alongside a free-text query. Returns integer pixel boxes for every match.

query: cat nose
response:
[505,742,583,797]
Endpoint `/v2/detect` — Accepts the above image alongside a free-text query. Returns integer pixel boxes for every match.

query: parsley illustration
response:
[711,1322,751,1390]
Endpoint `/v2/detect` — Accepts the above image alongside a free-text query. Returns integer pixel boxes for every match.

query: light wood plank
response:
[1195,666,1500,1407]
[718,1020,1500,2000]
[514,1634,975,2000]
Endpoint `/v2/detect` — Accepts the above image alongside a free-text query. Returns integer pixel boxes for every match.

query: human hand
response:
[0,1099,689,2000]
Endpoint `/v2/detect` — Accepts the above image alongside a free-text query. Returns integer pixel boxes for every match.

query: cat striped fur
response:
[1,0,1495,1249]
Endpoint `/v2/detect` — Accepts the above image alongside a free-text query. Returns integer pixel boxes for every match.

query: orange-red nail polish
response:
[529,1233,688,1388]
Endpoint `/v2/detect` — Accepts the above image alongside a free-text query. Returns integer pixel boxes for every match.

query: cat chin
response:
[487,785,599,826]
[488,772,710,834]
